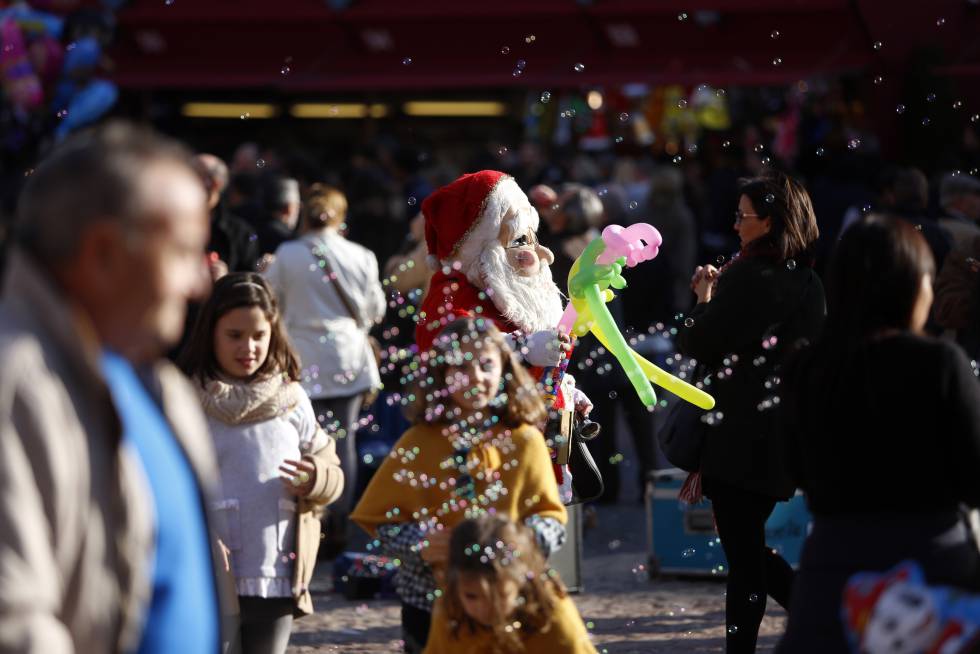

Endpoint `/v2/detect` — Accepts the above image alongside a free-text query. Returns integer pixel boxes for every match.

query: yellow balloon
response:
[590,321,716,410]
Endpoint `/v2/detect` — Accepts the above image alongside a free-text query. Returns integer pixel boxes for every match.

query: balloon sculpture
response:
[558,223,715,411]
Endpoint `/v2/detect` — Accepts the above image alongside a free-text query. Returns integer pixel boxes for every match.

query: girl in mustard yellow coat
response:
[352,318,568,653]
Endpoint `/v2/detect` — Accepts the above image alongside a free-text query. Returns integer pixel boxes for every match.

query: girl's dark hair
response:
[738,170,819,262]
[445,515,565,653]
[405,317,548,428]
[178,272,301,382]
[821,214,934,351]
[785,214,935,415]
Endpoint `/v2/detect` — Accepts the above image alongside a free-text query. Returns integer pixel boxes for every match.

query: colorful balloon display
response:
[558,224,715,411]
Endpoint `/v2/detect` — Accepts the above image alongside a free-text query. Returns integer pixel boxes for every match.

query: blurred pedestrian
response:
[0,122,231,652]
[196,153,260,273]
[264,184,385,555]
[539,183,602,295]
[180,273,344,654]
[934,234,980,358]
[677,170,825,653]
[937,173,980,248]
[777,215,980,653]
[256,175,301,257]
[627,166,697,330]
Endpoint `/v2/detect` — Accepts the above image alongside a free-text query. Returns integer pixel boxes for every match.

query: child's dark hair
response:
[405,317,548,428]
[445,515,566,653]
[179,272,301,382]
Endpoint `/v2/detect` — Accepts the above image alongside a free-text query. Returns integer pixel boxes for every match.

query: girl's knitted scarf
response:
[197,372,305,426]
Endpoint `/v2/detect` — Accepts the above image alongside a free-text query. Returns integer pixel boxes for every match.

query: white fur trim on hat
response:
[452,178,539,271]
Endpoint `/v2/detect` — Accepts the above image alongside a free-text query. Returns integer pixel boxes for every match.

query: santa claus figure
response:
[415,170,598,503]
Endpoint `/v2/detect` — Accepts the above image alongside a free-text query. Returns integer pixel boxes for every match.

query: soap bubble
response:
[786,259,797,270]
[765,193,775,203]
[872,41,883,50]
[896,104,906,114]
[684,317,695,328]
[501,46,510,54]
[816,147,825,156]
[525,35,536,44]
[677,12,688,20]
[619,112,630,122]
[682,548,696,558]
[407,197,417,206]
[677,98,688,109]
[574,63,585,72]
[540,91,551,103]
[873,75,883,85]
[936,17,946,26]
[926,93,936,102]
[256,159,266,169]
[847,138,861,150]
[770,30,780,39]
[402,57,413,65]
[772,57,782,67]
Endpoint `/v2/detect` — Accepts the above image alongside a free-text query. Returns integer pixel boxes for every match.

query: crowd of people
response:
[1,114,980,654]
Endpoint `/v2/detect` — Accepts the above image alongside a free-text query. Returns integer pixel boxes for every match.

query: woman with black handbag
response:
[675,171,825,653]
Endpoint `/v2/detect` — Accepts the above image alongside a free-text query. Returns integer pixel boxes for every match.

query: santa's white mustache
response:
[471,244,565,333]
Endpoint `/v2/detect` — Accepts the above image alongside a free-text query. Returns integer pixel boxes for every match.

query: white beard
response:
[466,244,565,333]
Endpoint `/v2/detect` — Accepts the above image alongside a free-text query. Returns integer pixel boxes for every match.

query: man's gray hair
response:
[16,121,198,263]
[939,172,980,209]
[559,183,604,233]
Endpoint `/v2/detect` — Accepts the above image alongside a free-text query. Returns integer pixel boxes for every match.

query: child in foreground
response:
[424,515,596,654]
[352,317,568,653]
[180,273,344,654]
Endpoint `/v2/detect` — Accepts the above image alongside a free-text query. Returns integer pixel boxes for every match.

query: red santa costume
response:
[415,170,579,503]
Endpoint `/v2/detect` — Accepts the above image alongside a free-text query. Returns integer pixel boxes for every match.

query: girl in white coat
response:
[180,273,344,654]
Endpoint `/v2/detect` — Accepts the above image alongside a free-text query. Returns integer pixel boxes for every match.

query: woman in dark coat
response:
[775,215,980,653]
[676,171,825,653]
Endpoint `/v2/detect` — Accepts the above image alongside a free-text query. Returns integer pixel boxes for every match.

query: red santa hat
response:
[422,170,538,270]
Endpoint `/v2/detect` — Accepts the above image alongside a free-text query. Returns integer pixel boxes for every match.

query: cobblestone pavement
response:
[287,502,786,653]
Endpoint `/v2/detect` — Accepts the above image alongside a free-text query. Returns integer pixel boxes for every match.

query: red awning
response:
[107,0,980,91]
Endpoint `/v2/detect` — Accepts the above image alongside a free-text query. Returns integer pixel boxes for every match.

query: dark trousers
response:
[312,395,363,540]
[400,603,432,654]
[585,388,656,503]
[237,596,294,654]
[705,477,794,654]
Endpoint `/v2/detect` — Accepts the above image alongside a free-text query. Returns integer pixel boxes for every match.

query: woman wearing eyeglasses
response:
[676,171,826,653]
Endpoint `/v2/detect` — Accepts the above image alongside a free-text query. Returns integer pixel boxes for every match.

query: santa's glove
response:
[521,329,571,367]
[572,387,593,418]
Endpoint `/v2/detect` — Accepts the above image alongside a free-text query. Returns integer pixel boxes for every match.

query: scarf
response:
[197,372,306,426]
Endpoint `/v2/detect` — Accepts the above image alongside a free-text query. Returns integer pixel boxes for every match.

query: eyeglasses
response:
[734,210,761,224]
